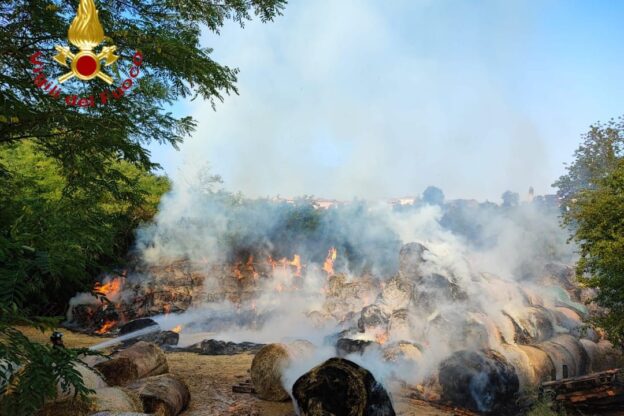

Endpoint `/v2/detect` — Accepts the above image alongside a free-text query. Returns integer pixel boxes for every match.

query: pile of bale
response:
[249,342,397,416]
[45,341,190,416]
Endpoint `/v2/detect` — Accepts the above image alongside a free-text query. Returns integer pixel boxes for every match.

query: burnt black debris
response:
[293,357,396,416]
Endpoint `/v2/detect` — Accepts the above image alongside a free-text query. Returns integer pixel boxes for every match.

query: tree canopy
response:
[555,117,624,346]
[0,1,286,413]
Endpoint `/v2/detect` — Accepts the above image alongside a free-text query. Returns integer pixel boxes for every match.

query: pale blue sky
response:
[149,0,624,201]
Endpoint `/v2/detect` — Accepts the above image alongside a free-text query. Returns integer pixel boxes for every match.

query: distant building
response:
[388,196,416,207]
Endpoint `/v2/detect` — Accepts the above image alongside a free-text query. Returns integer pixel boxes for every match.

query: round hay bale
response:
[126,374,190,416]
[379,277,413,312]
[382,341,422,363]
[357,304,389,332]
[91,387,143,413]
[41,387,142,416]
[399,242,427,278]
[293,357,396,416]
[250,343,291,401]
[593,340,624,371]
[56,363,108,401]
[438,349,519,413]
[534,334,589,379]
[387,309,410,337]
[517,344,555,384]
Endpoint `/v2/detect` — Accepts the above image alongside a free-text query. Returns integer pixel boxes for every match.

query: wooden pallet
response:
[541,368,624,409]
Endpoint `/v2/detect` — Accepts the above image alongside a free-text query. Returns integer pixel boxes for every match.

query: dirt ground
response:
[18,326,451,416]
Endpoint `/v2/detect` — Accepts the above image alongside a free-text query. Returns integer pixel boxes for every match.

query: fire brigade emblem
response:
[53,0,118,84]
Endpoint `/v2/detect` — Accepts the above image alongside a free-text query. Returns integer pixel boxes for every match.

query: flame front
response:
[95,319,116,334]
[171,325,182,333]
[68,0,105,50]
[322,247,337,276]
[94,276,123,299]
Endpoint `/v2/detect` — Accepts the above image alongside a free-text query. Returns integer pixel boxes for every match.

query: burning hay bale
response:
[250,341,314,401]
[95,341,168,386]
[382,341,422,363]
[126,374,190,416]
[438,349,519,413]
[292,357,396,416]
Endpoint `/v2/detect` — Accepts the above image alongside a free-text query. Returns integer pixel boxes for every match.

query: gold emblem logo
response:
[53,0,118,84]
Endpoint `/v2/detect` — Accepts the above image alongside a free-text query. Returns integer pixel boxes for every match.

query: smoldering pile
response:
[64,198,624,414]
[314,242,621,413]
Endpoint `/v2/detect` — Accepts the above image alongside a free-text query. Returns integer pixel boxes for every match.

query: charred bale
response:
[292,357,395,416]
[123,330,179,348]
[399,242,428,278]
[126,374,190,416]
[438,349,519,413]
[358,304,389,332]
[95,341,168,386]
[119,318,159,336]
[184,339,265,355]
[336,338,374,356]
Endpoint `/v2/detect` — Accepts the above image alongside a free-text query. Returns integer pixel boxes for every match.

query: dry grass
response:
[16,325,452,415]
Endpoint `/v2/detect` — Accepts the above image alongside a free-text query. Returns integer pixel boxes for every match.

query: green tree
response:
[553,118,624,211]
[0,0,286,412]
[564,159,624,346]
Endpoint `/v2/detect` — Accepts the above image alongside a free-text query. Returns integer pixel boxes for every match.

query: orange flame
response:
[171,325,182,333]
[375,331,389,345]
[322,247,337,276]
[94,276,123,299]
[95,319,117,334]
[289,254,302,277]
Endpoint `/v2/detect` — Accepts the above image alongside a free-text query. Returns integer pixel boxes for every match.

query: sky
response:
[149,0,624,202]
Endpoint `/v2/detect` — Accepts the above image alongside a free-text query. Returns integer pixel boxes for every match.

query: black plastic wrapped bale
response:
[185,339,265,355]
[336,338,374,356]
[292,357,396,416]
[123,330,179,348]
[119,318,159,335]
[438,349,519,413]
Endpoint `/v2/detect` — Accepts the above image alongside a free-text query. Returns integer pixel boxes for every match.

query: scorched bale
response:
[292,357,395,416]
[438,349,519,413]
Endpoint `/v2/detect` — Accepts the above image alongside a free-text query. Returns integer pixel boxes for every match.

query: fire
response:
[95,319,117,334]
[323,247,337,276]
[94,276,123,299]
[171,325,182,333]
[267,254,302,276]
[375,331,389,345]
[289,254,302,277]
